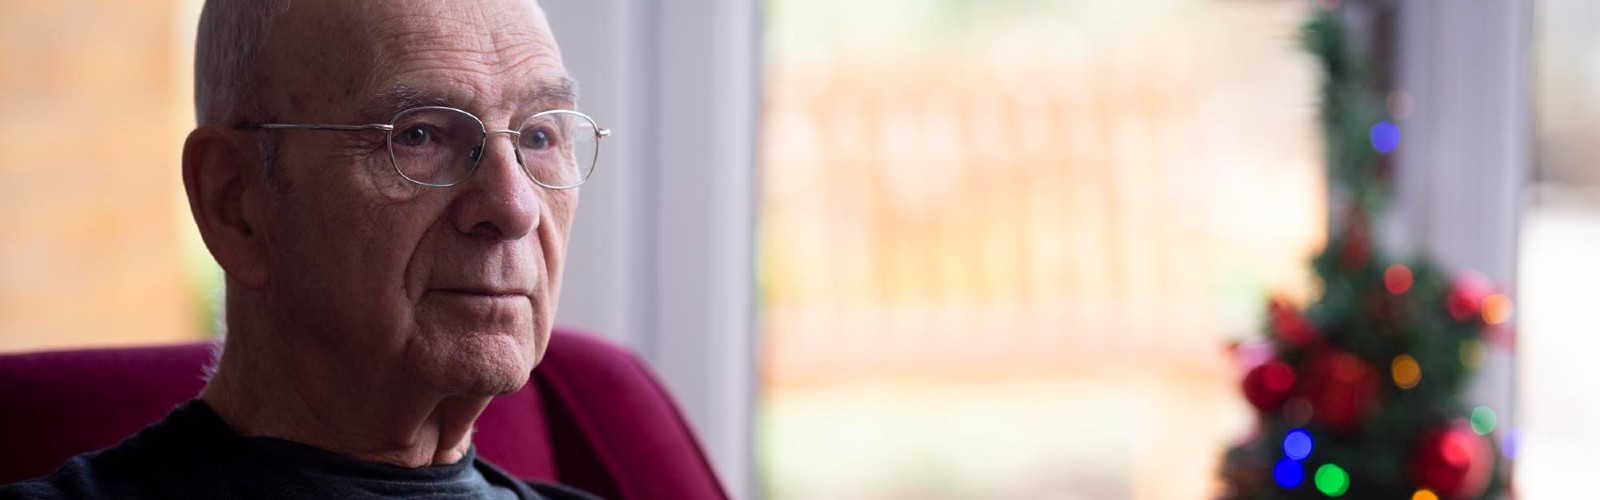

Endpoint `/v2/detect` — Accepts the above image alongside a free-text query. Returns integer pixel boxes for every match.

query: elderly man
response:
[1,0,604,498]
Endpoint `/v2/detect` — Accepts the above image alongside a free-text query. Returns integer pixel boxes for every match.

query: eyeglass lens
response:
[387,107,599,187]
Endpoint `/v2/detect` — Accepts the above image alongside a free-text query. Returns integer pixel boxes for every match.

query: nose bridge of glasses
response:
[468,128,522,162]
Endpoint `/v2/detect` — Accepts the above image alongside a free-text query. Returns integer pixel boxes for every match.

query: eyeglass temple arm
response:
[241,121,609,142]
[239,123,395,132]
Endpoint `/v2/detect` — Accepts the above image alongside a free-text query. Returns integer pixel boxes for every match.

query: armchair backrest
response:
[0,328,727,499]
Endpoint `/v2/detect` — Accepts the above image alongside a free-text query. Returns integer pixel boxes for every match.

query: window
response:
[1519,0,1600,495]
[758,0,1323,497]
[0,0,214,353]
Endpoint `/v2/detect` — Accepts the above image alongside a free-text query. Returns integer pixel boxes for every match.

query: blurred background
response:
[758,1,1317,498]
[0,0,1591,498]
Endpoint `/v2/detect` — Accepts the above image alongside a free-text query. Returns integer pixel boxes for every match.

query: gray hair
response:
[194,0,293,126]
[194,0,293,359]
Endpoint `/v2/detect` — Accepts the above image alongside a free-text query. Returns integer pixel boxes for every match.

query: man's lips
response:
[429,287,531,298]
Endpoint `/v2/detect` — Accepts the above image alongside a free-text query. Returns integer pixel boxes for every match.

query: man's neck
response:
[199,339,491,468]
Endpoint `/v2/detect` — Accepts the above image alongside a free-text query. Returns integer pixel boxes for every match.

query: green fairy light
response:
[1315,464,1350,497]
[1471,406,1498,435]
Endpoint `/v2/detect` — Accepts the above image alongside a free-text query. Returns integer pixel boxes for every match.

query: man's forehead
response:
[284,0,556,52]
[274,0,566,118]
[332,0,552,35]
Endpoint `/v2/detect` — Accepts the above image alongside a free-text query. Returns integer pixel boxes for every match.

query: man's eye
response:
[522,129,551,150]
[396,126,433,147]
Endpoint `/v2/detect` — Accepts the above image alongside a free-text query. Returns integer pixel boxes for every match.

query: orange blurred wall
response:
[0,0,207,352]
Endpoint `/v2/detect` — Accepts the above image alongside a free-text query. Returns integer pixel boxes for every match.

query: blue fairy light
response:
[1284,429,1314,461]
[1370,121,1401,153]
[1274,457,1306,489]
[1502,428,1519,459]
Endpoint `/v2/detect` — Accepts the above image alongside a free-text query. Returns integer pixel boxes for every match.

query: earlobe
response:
[182,126,270,289]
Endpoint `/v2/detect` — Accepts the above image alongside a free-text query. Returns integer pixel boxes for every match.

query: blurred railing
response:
[762,60,1325,386]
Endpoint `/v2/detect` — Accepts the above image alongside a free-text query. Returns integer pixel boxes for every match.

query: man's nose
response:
[450,131,539,241]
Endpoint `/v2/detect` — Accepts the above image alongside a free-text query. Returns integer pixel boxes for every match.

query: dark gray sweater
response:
[0,400,600,500]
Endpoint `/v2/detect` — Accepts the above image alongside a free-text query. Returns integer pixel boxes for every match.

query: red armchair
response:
[0,328,727,499]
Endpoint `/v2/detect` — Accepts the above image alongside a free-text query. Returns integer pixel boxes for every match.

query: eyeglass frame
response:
[238,106,611,189]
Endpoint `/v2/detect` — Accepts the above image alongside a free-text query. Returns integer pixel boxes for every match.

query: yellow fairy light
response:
[1412,489,1439,500]
[1391,354,1421,389]
[1461,339,1487,370]
[1482,294,1513,325]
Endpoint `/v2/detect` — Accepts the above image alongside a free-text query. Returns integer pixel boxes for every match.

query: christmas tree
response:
[1217,8,1512,500]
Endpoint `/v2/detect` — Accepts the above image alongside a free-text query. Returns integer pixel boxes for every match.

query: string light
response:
[1471,406,1498,435]
[1503,428,1519,459]
[1315,464,1350,497]
[1460,339,1487,370]
[1384,264,1413,295]
[1370,121,1401,153]
[1482,294,1513,325]
[1284,429,1314,461]
[1274,458,1306,489]
[1391,354,1421,389]
[1412,489,1439,500]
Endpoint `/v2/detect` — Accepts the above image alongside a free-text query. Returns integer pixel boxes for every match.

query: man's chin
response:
[414,333,539,396]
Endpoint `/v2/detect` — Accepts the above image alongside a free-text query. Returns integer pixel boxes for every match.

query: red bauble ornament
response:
[1299,350,1380,431]
[1242,361,1297,412]
[1447,272,1494,322]
[1411,422,1493,499]
[1268,297,1320,347]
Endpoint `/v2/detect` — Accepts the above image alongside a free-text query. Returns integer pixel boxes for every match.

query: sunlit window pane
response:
[1517,0,1600,496]
[758,0,1323,498]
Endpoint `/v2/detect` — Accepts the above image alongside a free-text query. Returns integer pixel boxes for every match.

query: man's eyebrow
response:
[528,77,580,108]
[367,83,455,121]
[363,77,580,121]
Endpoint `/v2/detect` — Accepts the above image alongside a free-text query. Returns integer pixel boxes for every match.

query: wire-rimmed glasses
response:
[241,106,609,189]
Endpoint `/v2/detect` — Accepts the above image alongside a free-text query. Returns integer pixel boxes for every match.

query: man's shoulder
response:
[0,458,90,500]
[4,399,604,500]
[0,400,252,499]
[0,445,144,500]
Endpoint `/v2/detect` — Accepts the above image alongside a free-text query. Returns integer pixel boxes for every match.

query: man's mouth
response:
[430,287,531,298]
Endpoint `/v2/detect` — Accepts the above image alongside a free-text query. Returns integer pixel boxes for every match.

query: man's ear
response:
[183,126,269,289]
